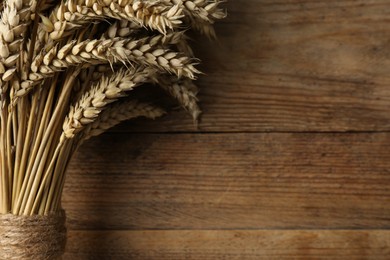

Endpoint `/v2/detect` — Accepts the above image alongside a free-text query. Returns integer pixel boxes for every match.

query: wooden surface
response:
[64,230,390,259]
[63,1,390,259]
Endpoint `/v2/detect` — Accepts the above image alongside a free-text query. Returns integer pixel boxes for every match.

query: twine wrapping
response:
[0,210,67,260]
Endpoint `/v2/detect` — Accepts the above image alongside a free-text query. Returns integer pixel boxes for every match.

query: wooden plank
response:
[62,133,390,230]
[63,230,390,259]
[117,0,390,132]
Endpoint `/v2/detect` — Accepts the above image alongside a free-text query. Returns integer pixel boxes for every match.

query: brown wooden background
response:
[63,1,390,259]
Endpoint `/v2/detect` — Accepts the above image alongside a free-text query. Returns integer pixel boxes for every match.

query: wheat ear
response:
[62,67,154,139]
[156,75,201,121]
[83,99,165,140]
[0,0,33,86]
[103,20,142,39]
[169,0,226,37]
[46,0,183,40]
[17,33,198,100]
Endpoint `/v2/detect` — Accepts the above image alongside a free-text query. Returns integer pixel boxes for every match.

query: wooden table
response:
[63,1,390,258]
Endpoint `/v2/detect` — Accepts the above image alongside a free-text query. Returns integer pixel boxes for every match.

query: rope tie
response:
[0,210,66,260]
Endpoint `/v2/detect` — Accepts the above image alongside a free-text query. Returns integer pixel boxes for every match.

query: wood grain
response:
[63,230,390,259]
[119,0,390,132]
[62,1,390,258]
[63,132,390,230]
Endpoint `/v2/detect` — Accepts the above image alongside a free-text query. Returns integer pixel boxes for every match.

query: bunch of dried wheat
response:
[0,0,225,258]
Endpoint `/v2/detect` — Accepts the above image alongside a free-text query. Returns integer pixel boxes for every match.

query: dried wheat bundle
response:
[0,0,225,258]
